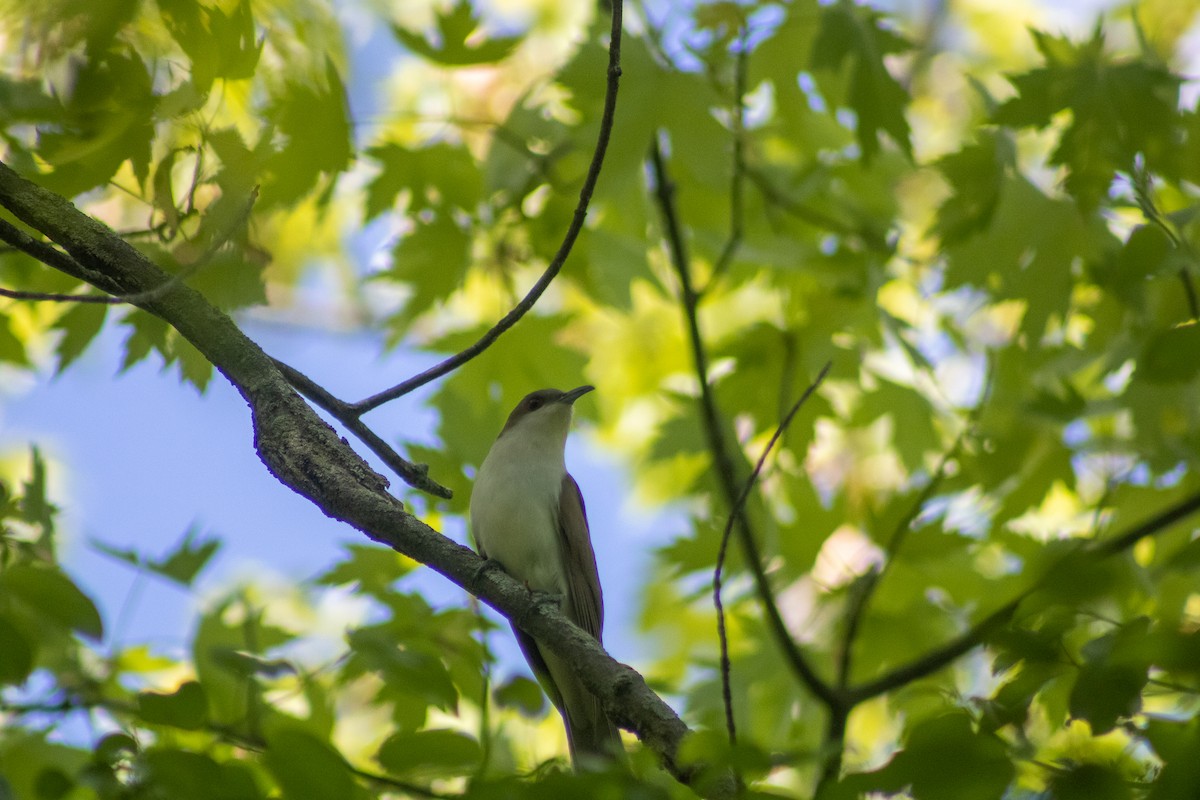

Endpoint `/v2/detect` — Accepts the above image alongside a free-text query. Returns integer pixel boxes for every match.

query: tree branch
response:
[649,137,841,710]
[349,2,625,415]
[0,157,730,798]
[713,360,831,744]
[846,487,1200,703]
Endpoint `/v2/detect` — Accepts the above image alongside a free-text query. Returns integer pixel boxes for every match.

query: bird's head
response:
[497,385,594,447]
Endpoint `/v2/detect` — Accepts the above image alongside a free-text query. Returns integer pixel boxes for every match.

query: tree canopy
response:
[2,0,1200,798]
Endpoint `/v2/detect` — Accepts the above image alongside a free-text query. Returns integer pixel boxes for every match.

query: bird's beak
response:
[560,385,595,405]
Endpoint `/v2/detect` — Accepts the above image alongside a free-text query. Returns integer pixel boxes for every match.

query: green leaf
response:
[844,713,1014,800]
[934,131,1014,244]
[261,58,352,207]
[147,525,220,587]
[993,29,1183,209]
[158,0,262,92]
[32,768,72,800]
[392,1,522,66]
[314,543,413,596]
[264,728,357,800]
[380,212,471,327]
[1048,763,1133,800]
[0,614,34,684]
[20,447,56,537]
[376,729,482,779]
[120,309,171,371]
[365,143,482,218]
[1137,323,1200,384]
[0,565,103,641]
[143,749,264,800]
[53,303,107,373]
[0,311,29,365]
[810,1,912,161]
[136,681,208,730]
[172,333,214,392]
[492,675,545,716]
[347,627,459,713]
[1146,717,1200,800]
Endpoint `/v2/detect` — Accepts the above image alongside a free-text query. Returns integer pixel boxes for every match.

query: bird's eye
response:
[528,398,542,410]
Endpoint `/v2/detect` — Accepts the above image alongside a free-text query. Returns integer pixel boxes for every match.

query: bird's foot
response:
[528,587,564,611]
[472,556,505,586]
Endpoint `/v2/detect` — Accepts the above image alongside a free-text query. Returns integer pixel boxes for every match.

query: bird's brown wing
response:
[557,473,604,641]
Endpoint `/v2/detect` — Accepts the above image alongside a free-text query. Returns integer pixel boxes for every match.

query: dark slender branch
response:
[847,598,1020,703]
[703,27,749,294]
[649,137,840,710]
[713,360,831,744]
[350,3,624,415]
[0,285,121,304]
[1090,489,1200,557]
[846,487,1200,703]
[274,359,451,498]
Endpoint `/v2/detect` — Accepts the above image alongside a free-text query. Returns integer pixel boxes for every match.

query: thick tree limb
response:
[0,160,729,798]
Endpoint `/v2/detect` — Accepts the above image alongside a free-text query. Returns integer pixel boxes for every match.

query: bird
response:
[469,385,622,768]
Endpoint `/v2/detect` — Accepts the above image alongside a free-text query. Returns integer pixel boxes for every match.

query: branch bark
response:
[0,160,729,798]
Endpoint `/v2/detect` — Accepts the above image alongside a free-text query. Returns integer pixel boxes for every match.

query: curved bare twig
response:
[350,3,626,415]
[713,360,832,743]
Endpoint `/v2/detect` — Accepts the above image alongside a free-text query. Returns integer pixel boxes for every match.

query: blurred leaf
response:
[261,58,352,207]
[1048,763,1133,800]
[492,675,545,717]
[263,728,358,800]
[994,29,1182,208]
[0,614,34,684]
[376,729,482,779]
[392,1,522,66]
[1137,323,1200,383]
[150,526,220,587]
[143,749,264,800]
[0,311,29,365]
[52,303,107,373]
[0,564,103,641]
[314,543,414,596]
[811,1,912,161]
[365,143,482,218]
[136,681,208,730]
[380,212,471,327]
[843,712,1014,800]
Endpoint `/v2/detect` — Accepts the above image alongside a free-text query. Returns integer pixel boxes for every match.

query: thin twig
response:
[0,189,258,307]
[649,136,840,709]
[714,360,832,744]
[272,359,451,498]
[703,26,749,294]
[350,2,625,415]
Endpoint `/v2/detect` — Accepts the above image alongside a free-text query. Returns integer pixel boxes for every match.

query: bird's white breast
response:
[469,428,567,594]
